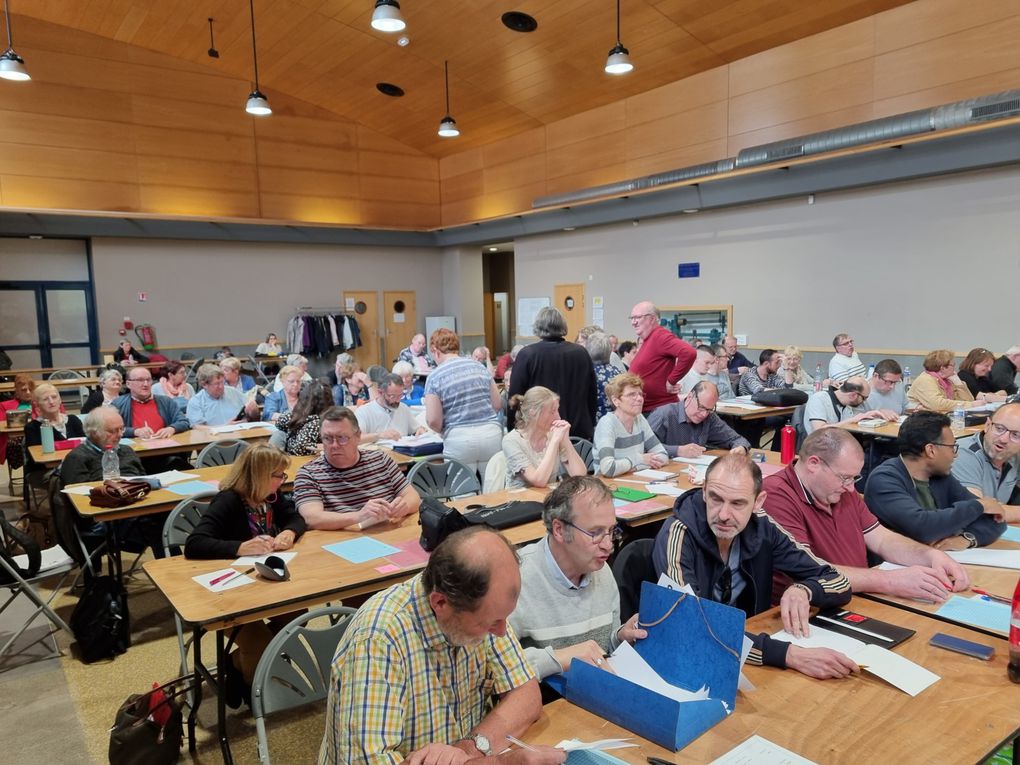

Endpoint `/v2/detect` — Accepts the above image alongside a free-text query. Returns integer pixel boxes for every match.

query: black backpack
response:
[70,575,131,663]
[0,515,41,585]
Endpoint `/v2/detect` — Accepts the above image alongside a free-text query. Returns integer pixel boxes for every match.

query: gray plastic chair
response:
[195,439,250,468]
[407,456,481,500]
[252,605,358,765]
[570,437,597,474]
[48,369,88,409]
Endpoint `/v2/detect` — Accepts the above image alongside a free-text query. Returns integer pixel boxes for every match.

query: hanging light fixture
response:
[604,0,633,75]
[207,17,219,59]
[371,0,406,33]
[0,0,29,82]
[245,0,271,115]
[437,60,459,138]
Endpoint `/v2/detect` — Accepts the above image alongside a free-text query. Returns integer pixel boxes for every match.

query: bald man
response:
[627,300,696,414]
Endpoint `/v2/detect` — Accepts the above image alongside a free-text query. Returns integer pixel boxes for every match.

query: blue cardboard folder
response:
[551,581,745,752]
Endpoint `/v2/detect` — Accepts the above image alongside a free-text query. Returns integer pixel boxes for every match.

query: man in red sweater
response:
[627,301,696,414]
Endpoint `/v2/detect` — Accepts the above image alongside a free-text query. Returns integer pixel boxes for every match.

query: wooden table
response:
[0,420,25,436]
[0,376,99,393]
[717,402,797,421]
[526,598,1020,764]
[837,419,983,438]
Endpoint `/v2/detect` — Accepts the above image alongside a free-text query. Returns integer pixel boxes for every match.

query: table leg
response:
[187,625,204,754]
[216,630,235,765]
[103,521,123,584]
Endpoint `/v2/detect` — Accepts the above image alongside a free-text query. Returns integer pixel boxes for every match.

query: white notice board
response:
[517,297,550,337]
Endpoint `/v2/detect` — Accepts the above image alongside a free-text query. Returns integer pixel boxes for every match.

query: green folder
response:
[612,486,656,502]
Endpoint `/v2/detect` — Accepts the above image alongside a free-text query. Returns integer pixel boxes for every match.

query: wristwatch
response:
[961,531,978,549]
[458,733,491,756]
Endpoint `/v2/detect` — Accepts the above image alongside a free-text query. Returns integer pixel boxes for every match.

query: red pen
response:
[209,567,253,587]
[972,587,1011,604]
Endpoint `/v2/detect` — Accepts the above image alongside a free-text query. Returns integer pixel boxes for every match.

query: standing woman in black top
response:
[184,444,306,704]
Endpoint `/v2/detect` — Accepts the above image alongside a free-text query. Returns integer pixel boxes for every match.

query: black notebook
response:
[809,608,915,648]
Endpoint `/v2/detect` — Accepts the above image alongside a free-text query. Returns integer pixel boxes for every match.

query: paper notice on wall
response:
[592,308,604,327]
[517,297,551,336]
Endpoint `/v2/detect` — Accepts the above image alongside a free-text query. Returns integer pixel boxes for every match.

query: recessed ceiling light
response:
[397,35,410,46]
[501,11,538,33]
[376,82,405,97]
[488,247,498,252]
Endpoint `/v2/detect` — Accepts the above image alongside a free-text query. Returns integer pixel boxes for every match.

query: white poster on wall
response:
[517,297,551,337]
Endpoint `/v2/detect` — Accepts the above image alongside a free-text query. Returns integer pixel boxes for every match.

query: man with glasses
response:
[112,368,189,440]
[627,300,696,414]
[509,476,646,681]
[652,454,856,679]
[355,373,426,444]
[722,336,752,375]
[294,406,420,530]
[648,381,750,458]
[865,411,1006,550]
[188,363,260,426]
[952,403,1020,523]
[764,428,969,603]
[803,376,897,434]
[866,359,908,414]
[828,333,866,383]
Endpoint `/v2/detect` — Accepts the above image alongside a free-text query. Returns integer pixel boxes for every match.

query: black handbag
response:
[419,496,546,552]
[108,677,193,765]
[751,389,808,407]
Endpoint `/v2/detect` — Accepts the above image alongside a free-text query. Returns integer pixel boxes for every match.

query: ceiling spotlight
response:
[397,35,410,47]
[245,0,270,115]
[604,0,633,75]
[371,0,406,33]
[0,0,29,81]
[438,60,459,138]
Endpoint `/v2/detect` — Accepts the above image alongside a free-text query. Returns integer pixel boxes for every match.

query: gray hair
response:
[219,356,241,372]
[586,332,612,364]
[287,353,307,367]
[99,368,123,385]
[196,363,224,387]
[391,361,414,377]
[542,476,613,537]
[1006,345,1020,357]
[380,373,404,390]
[509,344,524,360]
[533,306,568,339]
[84,406,122,440]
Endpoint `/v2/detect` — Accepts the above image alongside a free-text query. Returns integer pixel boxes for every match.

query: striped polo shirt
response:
[293,450,409,513]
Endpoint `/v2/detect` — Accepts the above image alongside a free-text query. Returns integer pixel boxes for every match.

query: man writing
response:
[647,382,750,457]
[652,454,857,679]
[952,402,1020,523]
[509,477,645,680]
[866,359,908,414]
[113,368,190,440]
[803,376,897,434]
[627,301,696,414]
[319,526,563,764]
[295,407,420,530]
[763,428,970,602]
[355,373,426,444]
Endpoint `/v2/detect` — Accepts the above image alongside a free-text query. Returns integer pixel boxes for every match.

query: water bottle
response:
[101,445,120,480]
[903,366,912,390]
[866,363,875,380]
[813,363,823,393]
[40,421,55,453]
[951,406,965,433]
[1008,575,1020,684]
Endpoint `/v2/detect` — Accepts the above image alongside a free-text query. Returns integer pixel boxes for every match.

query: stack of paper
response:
[209,421,270,434]
[708,735,818,765]
[946,549,1020,570]
[673,455,717,467]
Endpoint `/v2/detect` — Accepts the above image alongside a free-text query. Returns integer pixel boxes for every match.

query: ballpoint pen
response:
[506,735,537,751]
[210,566,254,587]
[972,587,1011,604]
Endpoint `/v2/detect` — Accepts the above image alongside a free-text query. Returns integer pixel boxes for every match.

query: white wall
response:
[514,165,1020,354]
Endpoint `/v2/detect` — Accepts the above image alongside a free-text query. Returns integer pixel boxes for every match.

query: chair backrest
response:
[48,472,98,573]
[162,491,218,557]
[195,439,250,468]
[482,450,508,494]
[611,538,657,622]
[570,437,596,474]
[407,457,481,500]
[252,605,358,764]
[185,357,205,386]
[790,404,808,450]
[47,369,85,381]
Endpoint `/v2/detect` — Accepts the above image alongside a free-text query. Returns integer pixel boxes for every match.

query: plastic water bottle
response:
[1009,575,1020,684]
[903,366,912,390]
[951,406,965,433]
[40,421,55,453]
[102,445,120,480]
[813,363,823,393]
[866,363,875,380]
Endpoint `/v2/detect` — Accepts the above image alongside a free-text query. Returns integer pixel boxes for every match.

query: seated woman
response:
[272,381,333,456]
[81,367,124,414]
[261,365,302,422]
[272,354,312,391]
[255,333,283,357]
[392,360,424,405]
[503,386,587,490]
[1,373,34,469]
[112,339,149,366]
[332,364,370,407]
[220,356,255,393]
[958,348,1008,403]
[594,372,669,477]
[23,383,85,496]
[184,444,305,705]
[781,345,814,387]
[907,349,979,412]
[152,360,195,414]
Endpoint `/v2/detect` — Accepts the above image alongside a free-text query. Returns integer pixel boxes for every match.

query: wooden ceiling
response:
[22,0,917,158]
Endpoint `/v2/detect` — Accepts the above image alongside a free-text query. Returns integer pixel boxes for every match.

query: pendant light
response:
[0,0,29,82]
[207,17,219,59]
[437,60,459,138]
[604,0,633,75]
[371,0,406,33]
[245,0,271,115]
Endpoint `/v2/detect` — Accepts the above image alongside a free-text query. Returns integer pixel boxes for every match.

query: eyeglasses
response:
[321,434,354,445]
[989,422,1020,443]
[692,396,716,415]
[127,377,152,384]
[628,313,654,322]
[837,339,854,346]
[271,471,289,481]
[876,376,901,385]
[564,521,623,545]
[620,390,644,399]
[817,457,861,486]
[930,442,960,454]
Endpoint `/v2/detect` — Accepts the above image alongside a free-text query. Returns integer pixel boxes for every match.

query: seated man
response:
[952,402,1020,523]
[647,381,750,458]
[294,406,420,530]
[187,364,259,427]
[398,332,437,375]
[864,411,1006,550]
[508,477,645,680]
[652,454,856,679]
[113,368,189,439]
[354,373,426,444]
[803,376,897,434]
[723,336,752,376]
[764,428,970,602]
[866,359,908,414]
[989,345,1020,396]
[736,349,794,396]
[319,526,562,764]
[680,345,735,400]
[827,333,866,383]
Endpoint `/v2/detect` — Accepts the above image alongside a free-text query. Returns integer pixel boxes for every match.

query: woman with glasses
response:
[906,350,978,413]
[262,364,302,422]
[153,360,195,414]
[272,380,334,455]
[593,372,669,477]
[185,444,305,706]
[81,367,124,414]
[503,386,588,489]
[958,348,1009,403]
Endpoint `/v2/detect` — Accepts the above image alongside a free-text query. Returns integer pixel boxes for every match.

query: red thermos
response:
[1009,575,1020,684]
[780,425,796,465]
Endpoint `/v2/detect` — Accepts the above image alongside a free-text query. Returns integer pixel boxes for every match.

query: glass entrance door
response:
[0,282,97,369]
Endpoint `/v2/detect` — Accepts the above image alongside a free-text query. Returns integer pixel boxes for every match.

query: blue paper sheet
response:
[323,537,401,564]
[564,752,631,765]
[935,594,1010,634]
[165,480,218,496]
[1000,525,1020,543]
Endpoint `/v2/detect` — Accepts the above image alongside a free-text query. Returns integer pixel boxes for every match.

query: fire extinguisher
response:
[135,324,157,351]
[780,424,796,465]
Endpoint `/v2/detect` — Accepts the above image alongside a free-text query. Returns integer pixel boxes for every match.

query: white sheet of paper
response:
[876,561,906,571]
[738,635,756,692]
[231,551,297,566]
[555,739,638,751]
[62,484,94,496]
[672,455,718,466]
[655,573,692,593]
[145,469,200,485]
[632,469,674,480]
[607,641,710,703]
[193,568,256,592]
[720,401,766,410]
[209,421,268,434]
[946,549,1020,570]
[646,483,685,496]
[708,734,818,765]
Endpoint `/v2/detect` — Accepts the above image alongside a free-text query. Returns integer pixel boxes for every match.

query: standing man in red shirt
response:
[627,301,696,415]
